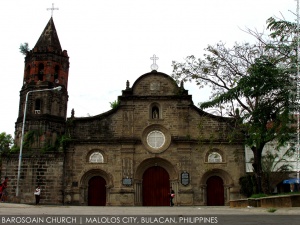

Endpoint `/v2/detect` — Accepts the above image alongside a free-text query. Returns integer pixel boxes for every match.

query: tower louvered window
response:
[35,99,41,114]
[38,64,44,81]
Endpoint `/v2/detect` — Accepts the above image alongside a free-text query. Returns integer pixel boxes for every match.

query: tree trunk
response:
[252,146,263,193]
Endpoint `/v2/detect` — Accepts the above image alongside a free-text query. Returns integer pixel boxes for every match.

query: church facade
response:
[1,17,246,206]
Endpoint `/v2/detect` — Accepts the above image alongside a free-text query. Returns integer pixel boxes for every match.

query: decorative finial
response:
[47,3,59,17]
[71,108,75,118]
[150,54,159,71]
[126,80,130,89]
[180,80,184,88]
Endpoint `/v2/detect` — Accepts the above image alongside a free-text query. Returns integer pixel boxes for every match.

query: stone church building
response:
[1,17,246,206]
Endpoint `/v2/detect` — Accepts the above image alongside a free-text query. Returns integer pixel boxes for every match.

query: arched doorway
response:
[142,166,170,206]
[88,176,106,206]
[206,176,224,206]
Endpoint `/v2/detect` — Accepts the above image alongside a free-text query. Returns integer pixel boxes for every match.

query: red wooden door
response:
[88,176,106,206]
[206,176,224,206]
[142,166,170,206]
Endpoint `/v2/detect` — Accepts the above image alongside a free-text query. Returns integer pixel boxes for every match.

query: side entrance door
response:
[206,176,224,206]
[142,166,170,206]
[88,176,106,206]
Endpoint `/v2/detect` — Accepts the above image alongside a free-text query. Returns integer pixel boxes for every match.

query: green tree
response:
[249,17,296,65]
[19,42,29,55]
[172,17,297,193]
[241,146,294,196]
[0,132,13,156]
[110,100,120,109]
[260,148,293,194]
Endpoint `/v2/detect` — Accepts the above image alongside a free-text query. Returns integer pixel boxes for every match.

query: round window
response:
[147,130,165,149]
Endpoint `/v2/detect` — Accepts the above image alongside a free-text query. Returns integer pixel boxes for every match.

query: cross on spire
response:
[47,3,59,17]
[150,54,159,71]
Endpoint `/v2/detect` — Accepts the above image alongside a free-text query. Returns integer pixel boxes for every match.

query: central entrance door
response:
[88,176,106,206]
[206,176,224,206]
[142,166,170,206]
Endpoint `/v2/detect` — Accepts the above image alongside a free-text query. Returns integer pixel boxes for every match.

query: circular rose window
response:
[147,130,165,149]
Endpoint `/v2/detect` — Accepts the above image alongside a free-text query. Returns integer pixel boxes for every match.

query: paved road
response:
[0,203,299,225]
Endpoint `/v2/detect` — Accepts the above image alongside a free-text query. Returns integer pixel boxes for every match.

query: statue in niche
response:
[152,109,159,119]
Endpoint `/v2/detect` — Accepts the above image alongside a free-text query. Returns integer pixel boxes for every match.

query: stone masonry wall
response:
[1,155,64,204]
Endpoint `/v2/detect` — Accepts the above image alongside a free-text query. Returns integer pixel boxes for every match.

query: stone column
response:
[170,180,178,205]
[201,185,207,205]
[227,186,231,203]
[134,180,142,206]
[105,185,111,206]
[79,184,87,206]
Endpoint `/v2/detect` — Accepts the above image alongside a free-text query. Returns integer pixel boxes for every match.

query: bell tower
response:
[15,17,69,152]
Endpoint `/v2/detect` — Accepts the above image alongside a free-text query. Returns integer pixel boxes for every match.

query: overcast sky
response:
[0,0,296,137]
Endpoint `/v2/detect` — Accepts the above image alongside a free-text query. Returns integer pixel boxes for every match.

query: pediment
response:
[132,71,180,96]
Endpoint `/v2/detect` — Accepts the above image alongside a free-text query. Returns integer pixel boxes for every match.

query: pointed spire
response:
[34,17,62,52]
[180,80,184,89]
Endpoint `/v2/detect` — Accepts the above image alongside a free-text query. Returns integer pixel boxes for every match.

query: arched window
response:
[54,65,59,80]
[35,99,41,114]
[25,65,31,80]
[89,152,104,163]
[38,64,44,81]
[208,152,222,163]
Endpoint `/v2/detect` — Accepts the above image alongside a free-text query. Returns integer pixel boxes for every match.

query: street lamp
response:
[296,0,300,185]
[16,86,62,197]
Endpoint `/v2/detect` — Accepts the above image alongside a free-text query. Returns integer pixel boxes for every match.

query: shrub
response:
[239,174,257,197]
[267,208,277,213]
[249,193,268,199]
